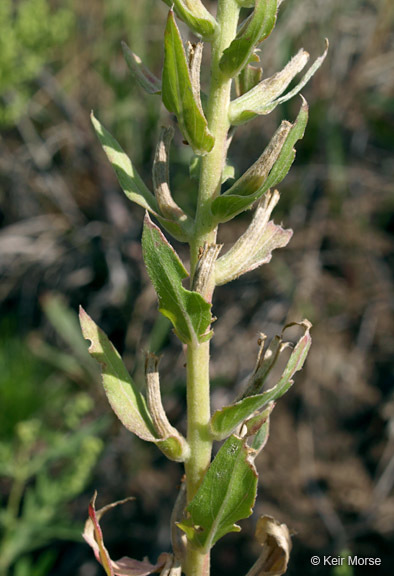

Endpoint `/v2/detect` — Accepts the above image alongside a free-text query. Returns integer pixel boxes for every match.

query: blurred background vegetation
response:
[0,0,393,574]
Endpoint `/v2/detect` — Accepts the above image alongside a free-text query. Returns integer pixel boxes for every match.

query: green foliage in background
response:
[0,0,74,126]
[332,550,354,576]
[0,300,104,576]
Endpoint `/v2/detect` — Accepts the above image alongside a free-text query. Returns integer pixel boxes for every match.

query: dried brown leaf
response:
[83,492,167,576]
[245,515,292,576]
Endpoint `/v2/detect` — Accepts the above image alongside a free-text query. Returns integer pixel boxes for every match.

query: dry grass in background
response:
[0,0,393,574]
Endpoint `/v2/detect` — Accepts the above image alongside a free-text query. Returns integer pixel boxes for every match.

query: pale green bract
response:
[211,99,309,223]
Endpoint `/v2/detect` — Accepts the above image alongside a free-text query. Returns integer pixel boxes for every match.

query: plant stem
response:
[190,0,241,271]
[184,2,240,575]
[185,340,212,501]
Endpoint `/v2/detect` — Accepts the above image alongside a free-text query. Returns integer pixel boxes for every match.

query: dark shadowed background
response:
[0,1,393,575]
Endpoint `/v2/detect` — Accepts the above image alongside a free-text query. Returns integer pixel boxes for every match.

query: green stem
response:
[185,340,212,501]
[184,2,240,575]
[190,0,240,271]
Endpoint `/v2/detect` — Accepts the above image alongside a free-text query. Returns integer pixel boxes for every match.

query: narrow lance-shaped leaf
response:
[162,11,214,156]
[91,112,157,213]
[210,320,312,440]
[220,0,278,78]
[79,307,189,462]
[177,435,258,551]
[83,492,168,576]
[262,97,308,190]
[229,41,328,125]
[91,113,190,242]
[223,123,291,199]
[212,99,308,223]
[80,307,155,440]
[121,42,162,94]
[142,213,212,344]
[161,0,217,40]
[272,39,328,107]
[230,48,309,125]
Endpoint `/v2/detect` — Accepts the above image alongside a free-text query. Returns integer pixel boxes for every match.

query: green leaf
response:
[211,99,308,223]
[225,122,291,198]
[142,213,212,344]
[79,307,188,462]
[79,307,154,439]
[121,42,162,94]
[210,320,312,440]
[177,435,258,551]
[219,0,277,78]
[91,113,190,242]
[162,10,214,156]
[271,40,328,106]
[262,98,308,188]
[91,112,158,213]
[161,0,217,39]
[229,42,328,125]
